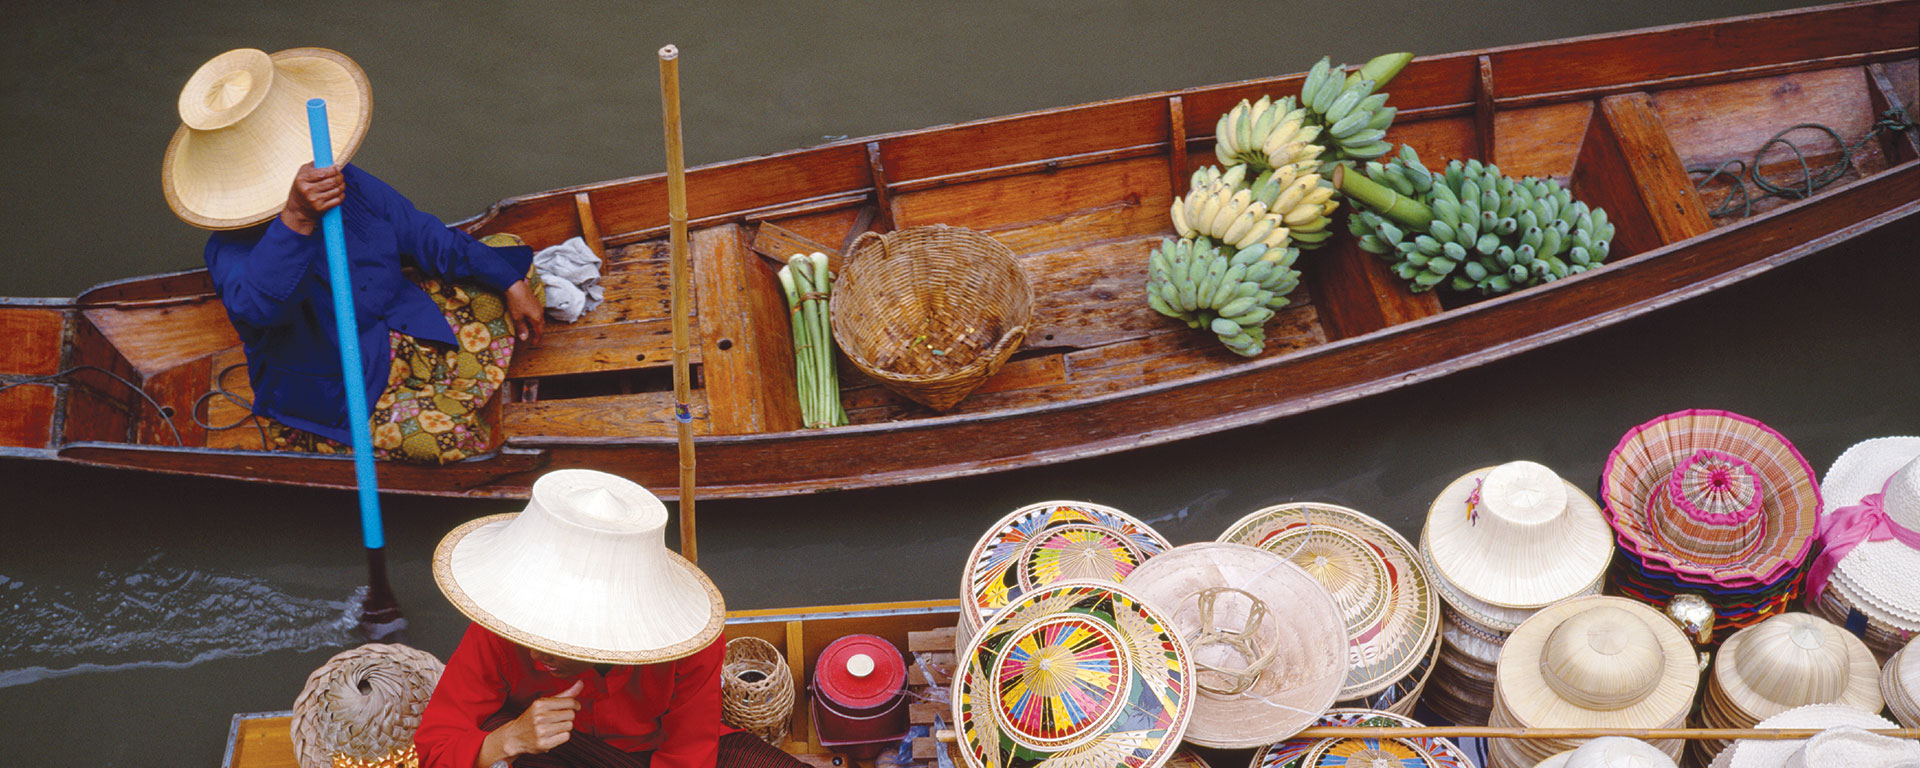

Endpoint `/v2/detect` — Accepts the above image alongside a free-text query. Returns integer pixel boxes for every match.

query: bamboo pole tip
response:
[659,45,679,60]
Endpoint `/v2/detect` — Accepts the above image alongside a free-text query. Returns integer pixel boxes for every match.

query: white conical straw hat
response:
[1496,596,1698,730]
[1533,736,1680,768]
[162,47,372,230]
[1719,703,1902,768]
[1426,462,1613,609]
[433,469,724,664]
[1714,612,1882,721]
[1821,437,1920,629]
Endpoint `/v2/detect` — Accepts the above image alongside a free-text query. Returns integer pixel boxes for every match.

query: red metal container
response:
[810,634,909,758]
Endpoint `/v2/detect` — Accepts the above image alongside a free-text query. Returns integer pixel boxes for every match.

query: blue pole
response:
[306,98,385,552]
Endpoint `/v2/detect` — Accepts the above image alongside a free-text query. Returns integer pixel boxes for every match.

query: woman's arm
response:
[203,164,341,329]
[416,626,517,768]
[646,637,726,768]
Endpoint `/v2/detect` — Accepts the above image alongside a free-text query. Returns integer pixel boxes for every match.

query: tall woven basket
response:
[831,225,1033,412]
[721,636,795,745]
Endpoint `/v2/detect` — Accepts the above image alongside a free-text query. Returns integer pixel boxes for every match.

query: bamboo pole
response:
[659,44,696,562]
[932,726,1920,743]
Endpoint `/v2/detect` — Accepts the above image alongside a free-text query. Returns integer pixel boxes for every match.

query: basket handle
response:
[845,231,888,267]
[975,325,1028,373]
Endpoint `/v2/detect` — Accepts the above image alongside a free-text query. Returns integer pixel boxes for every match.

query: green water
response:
[3,1,1909,766]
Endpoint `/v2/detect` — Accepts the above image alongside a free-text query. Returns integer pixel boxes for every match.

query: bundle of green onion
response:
[777,252,848,427]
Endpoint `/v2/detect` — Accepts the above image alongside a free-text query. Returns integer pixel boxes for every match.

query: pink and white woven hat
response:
[1810,437,1920,632]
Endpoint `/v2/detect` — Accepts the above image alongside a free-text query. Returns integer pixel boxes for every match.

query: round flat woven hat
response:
[1601,410,1820,587]
[1716,703,1904,768]
[163,47,372,230]
[1250,708,1474,768]
[1496,596,1698,730]
[433,469,724,664]
[291,643,444,768]
[1427,461,1614,609]
[1218,502,1438,701]
[1713,612,1882,720]
[954,579,1192,768]
[1123,542,1346,748]
[959,501,1171,641]
[1817,437,1920,630]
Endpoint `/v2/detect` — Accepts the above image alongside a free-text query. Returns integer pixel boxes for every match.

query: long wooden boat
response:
[5,1,1917,499]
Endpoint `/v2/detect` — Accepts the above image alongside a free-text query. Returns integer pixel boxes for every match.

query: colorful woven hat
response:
[1601,409,1820,587]
[954,579,1192,768]
[163,47,372,230]
[1250,708,1473,768]
[1124,542,1346,748]
[958,501,1171,648]
[1711,704,1906,768]
[1811,437,1920,632]
[1426,461,1613,609]
[1218,502,1438,702]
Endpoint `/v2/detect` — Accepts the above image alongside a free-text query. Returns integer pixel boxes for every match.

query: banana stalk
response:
[1333,164,1433,230]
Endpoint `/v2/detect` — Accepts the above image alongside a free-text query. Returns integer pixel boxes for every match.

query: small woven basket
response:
[291,644,445,768]
[830,225,1033,412]
[721,636,794,745]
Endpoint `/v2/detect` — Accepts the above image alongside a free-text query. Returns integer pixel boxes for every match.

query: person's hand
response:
[279,163,344,235]
[495,680,583,757]
[506,279,545,344]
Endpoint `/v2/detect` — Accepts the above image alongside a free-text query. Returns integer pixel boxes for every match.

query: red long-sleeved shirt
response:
[417,624,726,768]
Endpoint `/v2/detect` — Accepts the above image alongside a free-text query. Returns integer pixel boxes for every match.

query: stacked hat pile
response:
[1417,461,1613,726]
[1218,502,1441,715]
[1885,638,1920,727]
[1707,703,1919,768]
[1600,410,1822,643]
[1806,437,1920,661]
[1485,596,1699,768]
[955,500,1171,653]
[1251,708,1476,768]
[1692,612,1883,765]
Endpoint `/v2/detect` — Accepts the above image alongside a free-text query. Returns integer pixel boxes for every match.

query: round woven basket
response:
[830,226,1033,412]
[291,644,445,768]
[721,636,794,745]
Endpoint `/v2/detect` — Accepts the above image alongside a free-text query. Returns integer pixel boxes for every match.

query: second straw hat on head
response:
[1425,461,1613,609]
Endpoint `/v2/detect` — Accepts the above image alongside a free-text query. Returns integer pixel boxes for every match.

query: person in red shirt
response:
[416,469,808,768]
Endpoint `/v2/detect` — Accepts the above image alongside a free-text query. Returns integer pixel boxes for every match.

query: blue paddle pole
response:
[307,98,404,642]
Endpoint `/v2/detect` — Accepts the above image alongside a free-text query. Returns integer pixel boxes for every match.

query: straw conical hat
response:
[1533,737,1680,768]
[1426,462,1613,609]
[163,47,372,230]
[1821,437,1920,629]
[1249,708,1472,768]
[1713,612,1882,720]
[432,469,724,664]
[1496,596,1698,729]
[1718,703,1902,768]
[1124,542,1347,748]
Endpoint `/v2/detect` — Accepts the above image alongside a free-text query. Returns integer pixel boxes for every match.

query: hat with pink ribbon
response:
[1808,437,1920,636]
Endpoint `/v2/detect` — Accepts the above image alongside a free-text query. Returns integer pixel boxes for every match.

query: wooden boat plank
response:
[880,97,1168,185]
[0,306,65,376]
[503,390,710,439]
[137,356,209,447]
[507,317,691,380]
[1493,101,1595,181]
[838,355,1070,416]
[1065,304,1327,384]
[694,225,802,435]
[75,268,214,306]
[0,383,56,449]
[572,261,673,327]
[1307,235,1444,342]
[82,300,237,378]
[893,155,1170,244]
[764,208,866,260]
[750,221,841,272]
[227,714,299,768]
[1868,60,1920,162]
[58,442,551,497]
[1573,93,1715,257]
[201,346,261,450]
[1016,233,1181,351]
[64,312,137,444]
[572,144,874,248]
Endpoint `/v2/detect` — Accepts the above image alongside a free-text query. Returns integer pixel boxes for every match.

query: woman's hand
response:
[506,279,545,344]
[478,680,583,765]
[279,163,345,235]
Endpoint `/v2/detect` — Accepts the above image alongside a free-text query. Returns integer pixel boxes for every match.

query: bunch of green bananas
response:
[1296,53,1414,165]
[1145,237,1301,357]
[1340,145,1617,294]
[1171,164,1338,249]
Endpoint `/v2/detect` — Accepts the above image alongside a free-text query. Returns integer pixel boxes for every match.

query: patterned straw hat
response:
[1249,708,1474,768]
[1426,462,1613,609]
[1218,503,1439,703]
[1601,410,1820,587]
[958,501,1171,651]
[954,579,1192,768]
[163,47,372,230]
[1124,542,1347,748]
[1812,437,1920,636]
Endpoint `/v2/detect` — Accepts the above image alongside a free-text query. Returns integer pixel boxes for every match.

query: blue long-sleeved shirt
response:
[204,164,533,445]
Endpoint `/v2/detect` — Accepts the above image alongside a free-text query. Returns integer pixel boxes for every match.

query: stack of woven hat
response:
[1417,461,1613,726]
[1218,502,1440,716]
[1885,638,1920,727]
[1707,703,1918,768]
[1250,708,1474,768]
[1692,612,1883,765]
[1533,737,1679,768]
[1600,410,1822,644]
[1806,437,1920,661]
[1485,596,1699,768]
[955,500,1171,653]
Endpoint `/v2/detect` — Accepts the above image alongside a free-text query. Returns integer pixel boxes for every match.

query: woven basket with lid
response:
[830,225,1033,412]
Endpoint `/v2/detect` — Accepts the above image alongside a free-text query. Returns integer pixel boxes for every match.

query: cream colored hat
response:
[1496,596,1698,729]
[1534,737,1680,768]
[432,469,725,664]
[1714,704,1907,768]
[1820,437,1920,629]
[1426,462,1613,609]
[1123,542,1346,748]
[1713,612,1882,720]
[163,47,372,230]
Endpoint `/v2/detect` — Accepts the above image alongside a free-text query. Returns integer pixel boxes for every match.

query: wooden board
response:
[0,383,56,449]
[226,713,299,768]
[692,225,803,435]
[507,317,690,380]
[0,306,64,376]
[59,442,551,498]
[63,311,136,444]
[82,299,238,378]
[1493,101,1596,180]
[1572,93,1714,258]
[503,390,711,439]
[137,356,210,448]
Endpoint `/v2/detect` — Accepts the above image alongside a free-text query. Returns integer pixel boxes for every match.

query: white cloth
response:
[533,237,604,322]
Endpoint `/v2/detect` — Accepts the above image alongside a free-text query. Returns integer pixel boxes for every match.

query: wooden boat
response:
[4,0,1917,500]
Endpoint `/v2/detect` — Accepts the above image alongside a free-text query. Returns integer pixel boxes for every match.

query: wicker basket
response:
[721,636,794,745]
[830,225,1033,412]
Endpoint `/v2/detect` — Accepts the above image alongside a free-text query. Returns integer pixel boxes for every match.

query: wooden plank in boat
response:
[1065,303,1327,384]
[64,312,136,444]
[0,306,64,376]
[1573,93,1715,257]
[576,260,673,325]
[892,155,1170,248]
[75,268,215,305]
[1493,101,1595,180]
[82,298,239,378]
[0,383,55,449]
[584,144,872,244]
[227,713,299,768]
[1016,234,1175,351]
[1306,231,1444,342]
[137,356,210,448]
[507,317,691,380]
[503,390,710,439]
[202,346,261,451]
[692,225,802,435]
[880,97,1167,185]
[58,443,550,497]
[751,221,840,272]
[762,208,864,259]
[1389,114,1478,167]
[1868,61,1920,163]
